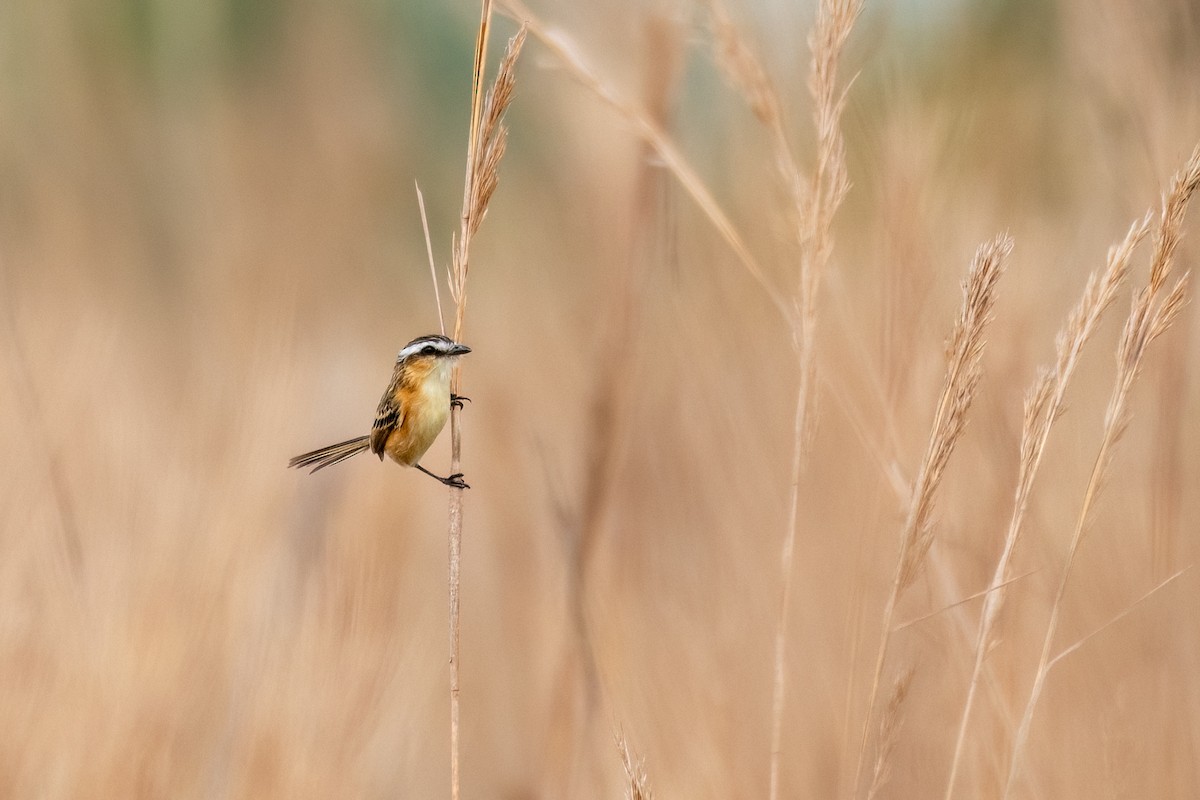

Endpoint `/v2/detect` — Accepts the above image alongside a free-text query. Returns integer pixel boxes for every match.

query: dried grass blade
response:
[497,0,791,321]
[943,213,1150,800]
[616,730,655,800]
[1003,143,1200,798]
[446,10,525,800]
[855,234,1011,798]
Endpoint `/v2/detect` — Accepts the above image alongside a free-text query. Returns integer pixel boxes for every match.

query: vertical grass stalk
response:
[1002,145,1200,797]
[445,8,525,796]
[942,213,1151,799]
[854,235,1011,798]
[707,2,863,796]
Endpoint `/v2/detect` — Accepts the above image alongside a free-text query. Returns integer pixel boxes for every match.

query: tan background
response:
[2,0,1199,797]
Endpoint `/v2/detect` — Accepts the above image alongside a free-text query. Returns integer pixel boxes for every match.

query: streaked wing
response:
[370,371,404,457]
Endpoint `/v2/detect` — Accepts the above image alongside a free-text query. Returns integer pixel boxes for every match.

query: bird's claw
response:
[450,393,471,410]
[444,473,470,490]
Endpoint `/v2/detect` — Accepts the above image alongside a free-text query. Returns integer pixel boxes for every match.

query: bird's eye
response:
[422,345,437,355]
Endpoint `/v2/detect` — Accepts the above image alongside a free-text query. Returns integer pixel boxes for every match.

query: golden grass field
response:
[2,0,1200,797]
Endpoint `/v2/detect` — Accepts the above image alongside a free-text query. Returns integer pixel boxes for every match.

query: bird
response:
[289,334,472,488]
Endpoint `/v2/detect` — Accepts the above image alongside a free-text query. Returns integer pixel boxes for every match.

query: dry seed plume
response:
[855,233,1011,797]
[1004,143,1200,798]
[616,730,654,800]
[451,24,526,325]
[866,667,914,800]
[944,213,1152,799]
[710,3,779,125]
[900,235,1010,592]
[708,0,799,203]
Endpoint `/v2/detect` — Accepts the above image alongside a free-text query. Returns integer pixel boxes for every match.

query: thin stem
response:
[769,381,810,800]
[1002,439,1110,797]
[943,215,1149,799]
[1049,565,1190,669]
[444,11,523,798]
[415,182,445,336]
[853,237,1009,798]
[447,392,465,800]
[497,0,792,323]
[448,5,490,797]
[1002,143,1199,795]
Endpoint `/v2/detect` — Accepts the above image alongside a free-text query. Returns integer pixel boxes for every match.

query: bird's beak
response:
[450,343,472,356]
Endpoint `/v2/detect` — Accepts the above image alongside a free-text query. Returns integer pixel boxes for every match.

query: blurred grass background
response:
[2,0,1199,797]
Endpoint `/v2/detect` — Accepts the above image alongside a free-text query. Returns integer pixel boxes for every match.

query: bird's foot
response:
[442,472,470,489]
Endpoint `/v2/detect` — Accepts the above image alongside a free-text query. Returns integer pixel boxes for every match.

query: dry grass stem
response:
[451,23,526,332]
[501,6,864,795]
[1003,143,1200,798]
[1048,565,1191,669]
[855,234,1011,797]
[415,182,446,336]
[943,213,1152,799]
[754,2,862,798]
[616,730,654,800]
[866,668,914,800]
[708,0,801,206]
[541,19,687,794]
[446,10,526,799]
[894,570,1037,632]
[497,0,791,321]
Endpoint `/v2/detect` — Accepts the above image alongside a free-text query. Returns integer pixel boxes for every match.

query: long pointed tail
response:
[288,436,371,473]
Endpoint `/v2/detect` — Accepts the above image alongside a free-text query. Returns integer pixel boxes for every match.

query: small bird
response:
[289,334,472,488]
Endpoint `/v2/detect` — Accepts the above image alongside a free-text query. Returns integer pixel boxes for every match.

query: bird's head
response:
[396,334,471,386]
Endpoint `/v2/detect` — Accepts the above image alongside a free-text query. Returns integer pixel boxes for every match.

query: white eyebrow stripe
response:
[396,335,455,361]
